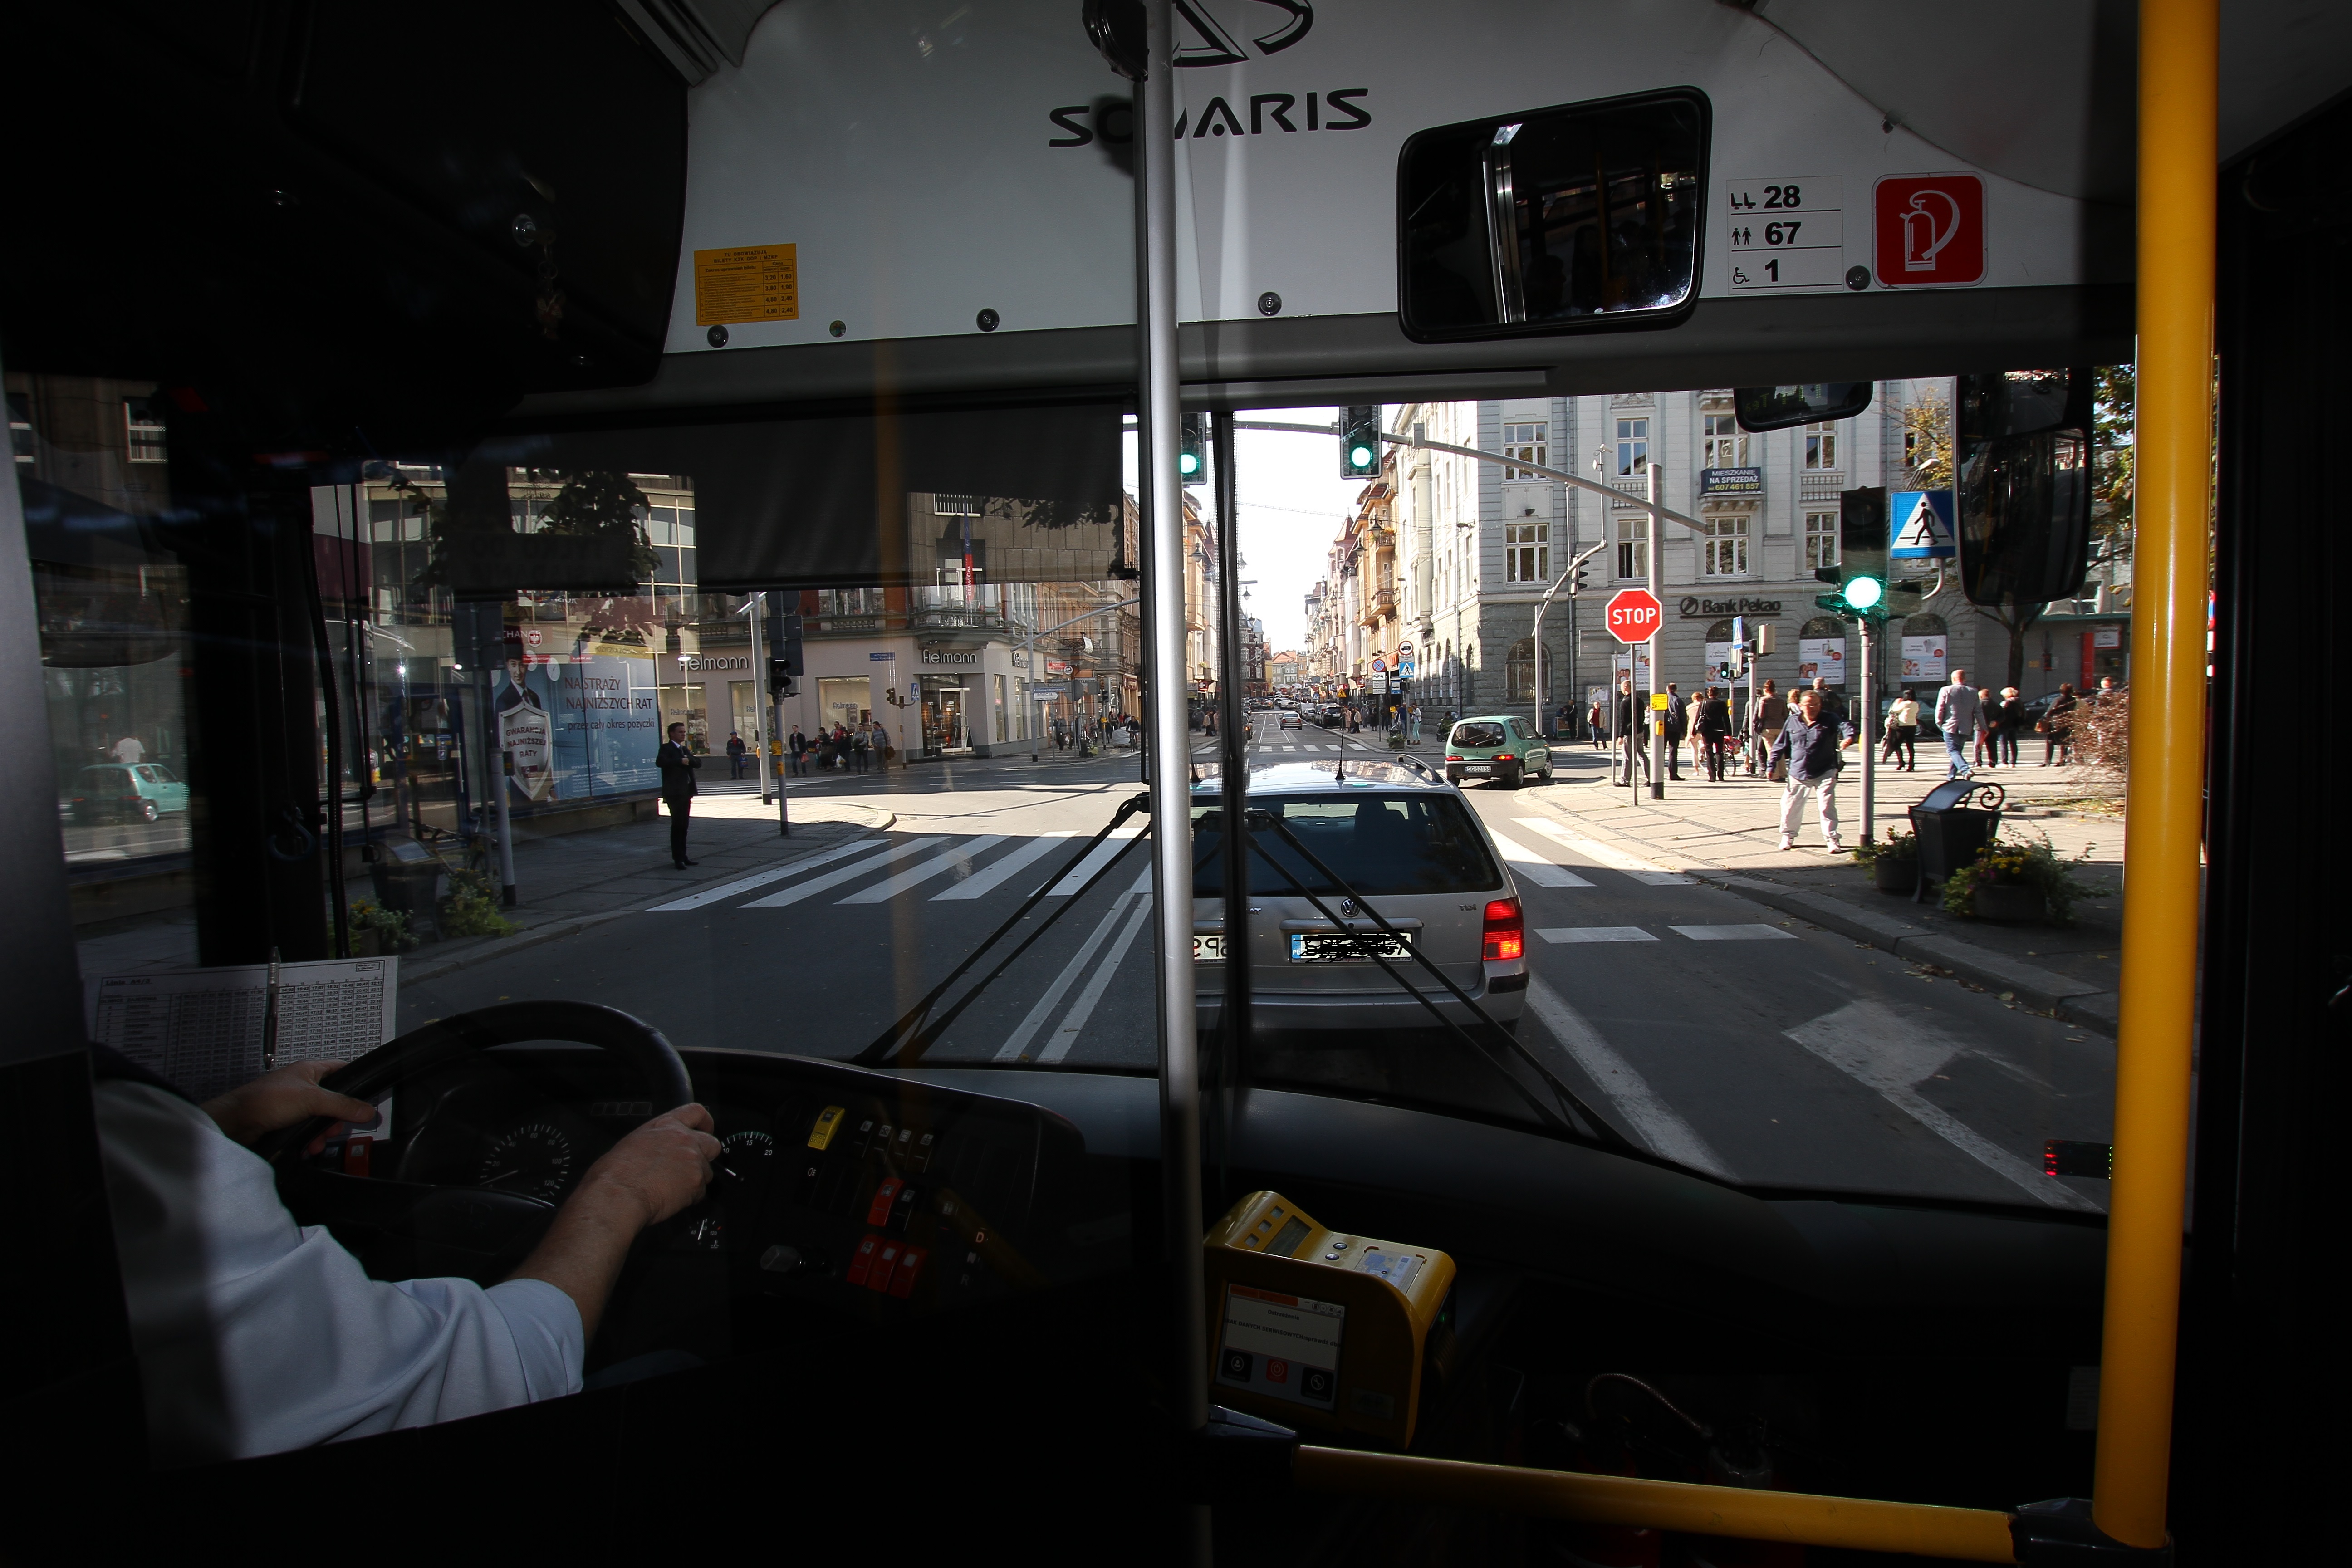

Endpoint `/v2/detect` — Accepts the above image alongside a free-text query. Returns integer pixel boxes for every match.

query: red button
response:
[846,1233,882,1287]
[342,1137,373,1178]
[866,1240,903,1294]
[867,1177,902,1227]
[888,1245,927,1299]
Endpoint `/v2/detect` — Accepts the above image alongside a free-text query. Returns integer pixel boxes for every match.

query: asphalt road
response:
[402,712,2114,1210]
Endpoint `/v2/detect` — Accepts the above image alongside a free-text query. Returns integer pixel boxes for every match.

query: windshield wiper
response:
[1245,809,1637,1154]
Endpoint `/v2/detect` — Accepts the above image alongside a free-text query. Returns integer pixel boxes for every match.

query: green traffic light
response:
[1178,451,1201,476]
[1348,444,1375,470]
[1845,575,1884,611]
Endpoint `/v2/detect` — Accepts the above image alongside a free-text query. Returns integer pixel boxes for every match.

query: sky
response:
[1122,406,1378,652]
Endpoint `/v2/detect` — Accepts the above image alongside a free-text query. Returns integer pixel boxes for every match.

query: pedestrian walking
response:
[725,730,746,779]
[1588,694,1608,750]
[1611,676,1650,785]
[1808,676,1846,725]
[2042,684,2078,765]
[1695,687,1732,781]
[1935,671,1981,779]
[656,721,701,868]
[1883,689,1920,771]
[787,725,807,776]
[1754,679,1788,779]
[1661,682,1686,781]
[850,722,871,773]
[1995,688,2024,766]
[1769,688,1854,853]
[112,734,146,765]
[1973,687,1999,769]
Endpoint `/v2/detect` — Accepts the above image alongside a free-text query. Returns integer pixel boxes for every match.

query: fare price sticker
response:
[1215,1284,1343,1411]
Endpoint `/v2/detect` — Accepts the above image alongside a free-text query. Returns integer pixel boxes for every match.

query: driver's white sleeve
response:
[94,1080,586,1466]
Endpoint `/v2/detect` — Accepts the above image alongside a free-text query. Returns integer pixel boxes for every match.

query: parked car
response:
[1444,715,1553,788]
[68,762,191,823]
[1191,759,1526,1034]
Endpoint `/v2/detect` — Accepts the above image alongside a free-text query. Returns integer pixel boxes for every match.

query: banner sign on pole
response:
[1890,490,1958,559]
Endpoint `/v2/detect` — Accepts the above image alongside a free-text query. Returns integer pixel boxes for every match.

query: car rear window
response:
[1193,793,1500,896]
[1450,722,1506,748]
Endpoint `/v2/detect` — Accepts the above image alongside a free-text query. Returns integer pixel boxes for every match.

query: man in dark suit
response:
[657,722,701,868]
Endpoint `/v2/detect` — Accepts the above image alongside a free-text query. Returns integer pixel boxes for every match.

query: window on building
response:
[1700,514,1749,578]
[1505,637,1537,702]
[1615,514,1647,580]
[1804,421,1838,470]
[125,399,167,464]
[1702,413,1747,469]
[1504,520,1549,583]
[1616,417,1649,476]
[933,493,982,516]
[1804,509,1840,571]
[1503,421,1548,479]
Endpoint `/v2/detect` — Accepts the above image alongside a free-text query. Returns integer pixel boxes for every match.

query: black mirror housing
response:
[1733,382,1874,431]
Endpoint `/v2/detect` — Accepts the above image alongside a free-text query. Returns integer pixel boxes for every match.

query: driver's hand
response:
[574,1104,722,1230]
[202,1060,379,1149]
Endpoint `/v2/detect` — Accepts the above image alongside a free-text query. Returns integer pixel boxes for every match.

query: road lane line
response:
[994,870,1153,1061]
[931,832,1079,901]
[1492,833,1597,887]
[1524,978,1734,1179]
[1784,1000,2103,1212]
[645,838,887,911]
[1535,926,1656,943]
[739,837,949,908]
[1044,819,1148,895]
[1512,818,1693,885]
[1036,894,1156,1063]
[1671,924,1797,941]
[838,835,1008,904]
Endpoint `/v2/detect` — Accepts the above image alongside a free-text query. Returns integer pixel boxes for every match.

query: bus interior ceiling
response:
[1,1,2347,1561]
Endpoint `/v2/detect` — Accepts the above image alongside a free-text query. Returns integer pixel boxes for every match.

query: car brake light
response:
[1494,753,1514,761]
[1483,897,1524,962]
[1445,754,1462,761]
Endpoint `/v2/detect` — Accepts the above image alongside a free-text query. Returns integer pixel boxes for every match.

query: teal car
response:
[69,762,191,823]
[1444,715,1553,788]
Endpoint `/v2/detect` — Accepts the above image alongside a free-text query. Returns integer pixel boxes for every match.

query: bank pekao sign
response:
[1678,596,1783,618]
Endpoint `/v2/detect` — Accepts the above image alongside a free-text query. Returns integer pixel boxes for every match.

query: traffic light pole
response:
[1646,462,1665,801]
[749,593,770,805]
[1857,613,1875,844]
[1529,541,1605,750]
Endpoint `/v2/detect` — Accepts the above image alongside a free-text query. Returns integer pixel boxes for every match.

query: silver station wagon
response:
[1190,760,1527,1034]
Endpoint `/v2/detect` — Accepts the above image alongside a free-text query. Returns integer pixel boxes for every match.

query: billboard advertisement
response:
[492,652,662,807]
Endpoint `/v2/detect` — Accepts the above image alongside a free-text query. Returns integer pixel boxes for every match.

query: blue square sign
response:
[1890,490,1957,559]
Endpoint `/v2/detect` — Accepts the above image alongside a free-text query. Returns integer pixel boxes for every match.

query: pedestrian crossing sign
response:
[1890,490,1956,559]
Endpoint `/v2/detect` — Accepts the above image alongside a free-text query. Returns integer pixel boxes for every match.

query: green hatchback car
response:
[69,762,191,823]
[1444,715,1553,788]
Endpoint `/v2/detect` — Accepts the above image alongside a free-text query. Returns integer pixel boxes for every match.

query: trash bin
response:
[1906,779,2005,903]
[370,835,449,941]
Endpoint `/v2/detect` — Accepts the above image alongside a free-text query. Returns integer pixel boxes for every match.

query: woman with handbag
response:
[1883,689,1920,771]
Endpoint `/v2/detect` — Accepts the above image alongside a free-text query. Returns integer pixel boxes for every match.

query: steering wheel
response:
[263,1001,695,1283]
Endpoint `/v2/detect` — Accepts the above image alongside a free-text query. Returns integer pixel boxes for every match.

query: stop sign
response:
[1605,588,1663,644]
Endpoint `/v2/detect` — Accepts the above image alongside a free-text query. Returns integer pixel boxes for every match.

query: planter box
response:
[1971,883,2047,922]
[1872,856,1918,894]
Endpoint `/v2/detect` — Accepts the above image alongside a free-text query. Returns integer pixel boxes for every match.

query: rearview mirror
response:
[1398,89,1708,343]
[1955,369,2094,607]
[1733,382,1873,432]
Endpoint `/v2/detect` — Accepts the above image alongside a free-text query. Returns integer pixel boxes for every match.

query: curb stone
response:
[1524,796,2120,1037]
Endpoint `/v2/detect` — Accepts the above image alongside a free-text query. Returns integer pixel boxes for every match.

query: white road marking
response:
[1784,999,2103,1212]
[838,835,1008,904]
[1036,893,1156,1063]
[1512,818,1693,884]
[1671,923,1797,941]
[739,837,950,908]
[994,870,1154,1062]
[1491,830,1597,887]
[645,838,888,911]
[1044,819,1149,895]
[931,832,1079,901]
[1524,978,1734,1178]
[1536,926,1656,943]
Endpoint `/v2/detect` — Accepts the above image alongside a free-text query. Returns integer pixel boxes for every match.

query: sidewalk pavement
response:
[1518,744,2127,1035]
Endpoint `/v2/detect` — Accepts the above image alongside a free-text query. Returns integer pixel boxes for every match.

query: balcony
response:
[1799,470,1846,501]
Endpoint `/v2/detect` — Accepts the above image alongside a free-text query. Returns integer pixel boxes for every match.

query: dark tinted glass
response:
[1193,794,1501,897]
[1451,722,1506,747]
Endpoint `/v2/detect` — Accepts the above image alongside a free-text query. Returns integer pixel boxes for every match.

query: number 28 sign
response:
[1605,589,1663,644]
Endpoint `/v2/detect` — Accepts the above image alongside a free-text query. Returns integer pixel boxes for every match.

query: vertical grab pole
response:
[1139,0,1212,1481]
[2095,0,2215,1549]
[1211,412,1253,1208]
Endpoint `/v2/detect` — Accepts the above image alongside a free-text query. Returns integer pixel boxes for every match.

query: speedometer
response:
[476,1123,574,1202]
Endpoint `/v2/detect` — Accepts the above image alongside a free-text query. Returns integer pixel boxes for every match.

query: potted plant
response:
[1852,830,1919,894]
[1941,832,2106,924]
[344,899,416,956]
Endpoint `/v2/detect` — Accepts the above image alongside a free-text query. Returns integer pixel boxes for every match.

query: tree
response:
[534,470,659,583]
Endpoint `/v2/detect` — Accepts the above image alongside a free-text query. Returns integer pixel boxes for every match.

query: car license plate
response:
[1289,931,1413,964]
[1192,933,1226,962]
[1464,764,1492,775]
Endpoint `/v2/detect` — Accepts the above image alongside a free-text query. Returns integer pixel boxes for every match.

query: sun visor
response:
[482,401,1126,590]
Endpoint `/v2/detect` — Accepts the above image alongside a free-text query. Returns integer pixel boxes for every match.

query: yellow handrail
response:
[2096,0,2215,1550]
[1294,1448,2018,1563]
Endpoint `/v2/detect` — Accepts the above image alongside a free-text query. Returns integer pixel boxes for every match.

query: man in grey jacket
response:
[1935,671,1981,780]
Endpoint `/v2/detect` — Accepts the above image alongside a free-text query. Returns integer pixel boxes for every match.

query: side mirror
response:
[1955,370,2094,607]
[1733,382,1874,432]
[1397,89,1708,343]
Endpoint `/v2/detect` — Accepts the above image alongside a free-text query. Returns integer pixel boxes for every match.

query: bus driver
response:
[93,1054,720,1465]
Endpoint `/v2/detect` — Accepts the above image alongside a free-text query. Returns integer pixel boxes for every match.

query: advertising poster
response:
[1704,640,1732,676]
[1609,648,1653,688]
[492,652,660,805]
[1901,635,1948,681]
[1797,637,1847,684]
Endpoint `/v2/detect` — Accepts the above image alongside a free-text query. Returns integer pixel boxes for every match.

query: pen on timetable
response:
[262,947,282,1072]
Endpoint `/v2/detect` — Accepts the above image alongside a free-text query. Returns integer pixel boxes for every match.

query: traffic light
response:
[1179,416,1205,483]
[765,604,805,694]
[1340,405,1380,479]
[1814,486,1891,619]
[1571,557,1592,595]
